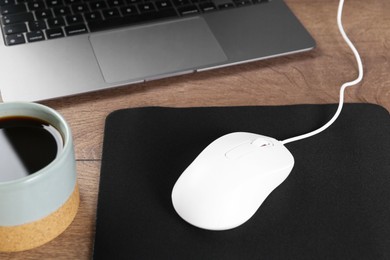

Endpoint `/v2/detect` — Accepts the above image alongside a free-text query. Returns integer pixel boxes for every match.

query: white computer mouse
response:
[171,132,294,231]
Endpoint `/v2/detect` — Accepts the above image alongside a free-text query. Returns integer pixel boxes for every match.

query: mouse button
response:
[182,151,232,185]
[251,138,273,147]
[220,132,263,148]
[238,146,293,172]
[224,138,275,160]
[225,143,257,160]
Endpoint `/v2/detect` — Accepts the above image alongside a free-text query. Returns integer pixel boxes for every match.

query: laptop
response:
[0,0,315,102]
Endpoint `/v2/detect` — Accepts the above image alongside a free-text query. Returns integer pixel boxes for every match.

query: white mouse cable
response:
[280,0,364,145]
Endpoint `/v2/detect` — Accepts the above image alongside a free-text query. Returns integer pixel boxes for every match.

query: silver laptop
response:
[0,0,315,102]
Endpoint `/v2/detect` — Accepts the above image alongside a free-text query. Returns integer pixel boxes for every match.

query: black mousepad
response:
[94,104,390,259]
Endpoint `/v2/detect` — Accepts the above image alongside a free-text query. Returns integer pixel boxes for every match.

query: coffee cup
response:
[0,102,79,252]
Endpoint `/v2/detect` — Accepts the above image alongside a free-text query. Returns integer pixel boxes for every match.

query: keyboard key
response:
[1,12,33,25]
[53,5,71,16]
[199,2,216,12]
[46,28,64,39]
[3,23,27,34]
[5,33,25,45]
[107,0,123,7]
[65,14,84,24]
[103,8,120,19]
[218,2,234,8]
[72,3,89,13]
[155,0,172,9]
[126,0,141,4]
[138,3,155,13]
[88,8,177,32]
[27,1,45,11]
[89,0,107,10]
[64,24,87,36]
[172,0,190,5]
[35,9,53,19]
[85,11,102,22]
[0,4,27,15]
[47,0,63,7]
[28,20,46,30]
[120,5,137,15]
[48,17,65,28]
[234,0,251,6]
[26,30,45,42]
[177,5,198,15]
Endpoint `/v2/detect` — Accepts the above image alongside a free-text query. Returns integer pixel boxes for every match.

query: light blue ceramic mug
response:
[0,102,79,252]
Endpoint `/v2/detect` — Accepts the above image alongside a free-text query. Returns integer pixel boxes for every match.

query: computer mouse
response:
[171,132,294,231]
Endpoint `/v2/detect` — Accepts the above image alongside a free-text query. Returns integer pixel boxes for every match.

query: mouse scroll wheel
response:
[251,138,273,147]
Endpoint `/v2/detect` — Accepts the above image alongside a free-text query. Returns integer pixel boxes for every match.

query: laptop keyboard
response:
[0,0,269,46]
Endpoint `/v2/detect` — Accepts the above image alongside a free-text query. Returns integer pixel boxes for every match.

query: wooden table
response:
[1,0,389,258]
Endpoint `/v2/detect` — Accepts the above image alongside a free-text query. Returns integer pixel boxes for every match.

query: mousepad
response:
[94,104,390,259]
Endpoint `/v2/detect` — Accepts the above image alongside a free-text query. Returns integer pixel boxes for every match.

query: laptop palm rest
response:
[89,17,227,83]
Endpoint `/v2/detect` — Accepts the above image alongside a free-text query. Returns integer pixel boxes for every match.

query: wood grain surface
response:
[1,0,389,258]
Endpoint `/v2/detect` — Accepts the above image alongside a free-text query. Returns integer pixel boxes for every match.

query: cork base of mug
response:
[0,185,80,252]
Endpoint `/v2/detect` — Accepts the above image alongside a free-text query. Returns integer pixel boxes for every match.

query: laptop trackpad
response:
[89,17,227,83]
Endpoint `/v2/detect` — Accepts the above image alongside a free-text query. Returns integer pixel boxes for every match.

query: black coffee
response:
[0,116,64,182]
